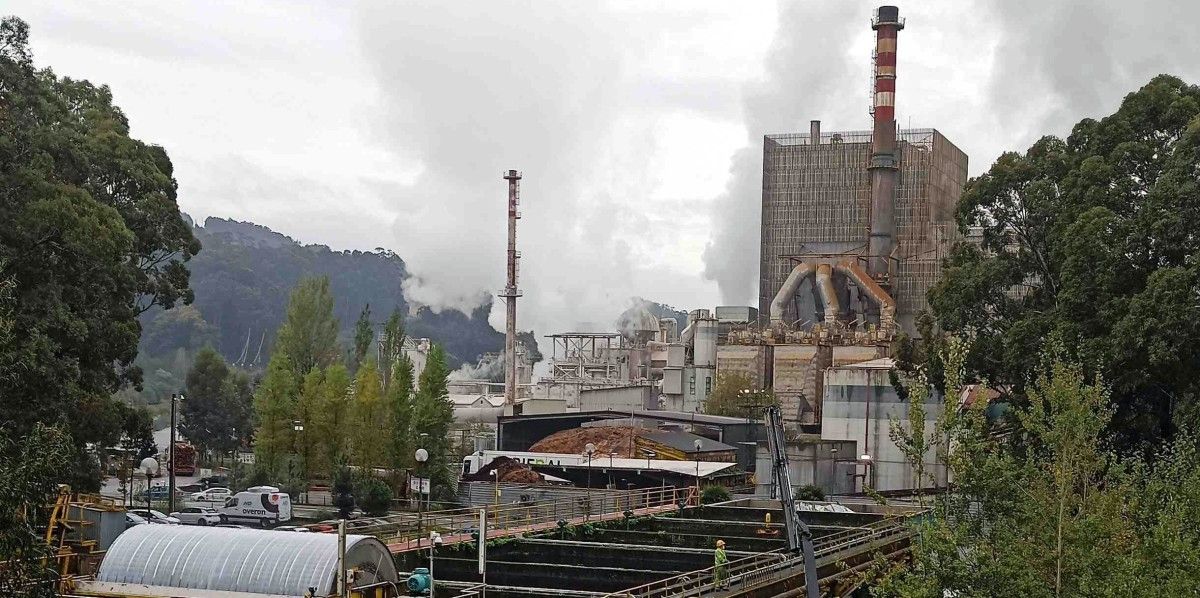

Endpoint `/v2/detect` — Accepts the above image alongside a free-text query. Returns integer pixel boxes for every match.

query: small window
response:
[689,374,696,395]
[705,376,712,395]
[224,497,238,508]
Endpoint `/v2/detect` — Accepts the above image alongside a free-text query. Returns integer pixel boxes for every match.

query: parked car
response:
[170,507,222,526]
[200,475,229,489]
[125,512,148,529]
[190,487,232,503]
[129,508,180,525]
[134,485,182,502]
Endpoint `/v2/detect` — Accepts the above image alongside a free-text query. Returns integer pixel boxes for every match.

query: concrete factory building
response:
[759,126,967,335]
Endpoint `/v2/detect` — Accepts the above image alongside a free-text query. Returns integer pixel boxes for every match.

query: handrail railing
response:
[601,517,913,598]
[315,485,698,547]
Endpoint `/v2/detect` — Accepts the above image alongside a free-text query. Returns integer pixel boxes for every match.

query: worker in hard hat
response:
[714,539,729,588]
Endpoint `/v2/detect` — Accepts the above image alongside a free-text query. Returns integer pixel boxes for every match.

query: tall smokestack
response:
[501,170,522,406]
[867,6,903,280]
[809,120,821,145]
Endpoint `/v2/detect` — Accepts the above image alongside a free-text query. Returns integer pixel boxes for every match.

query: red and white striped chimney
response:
[867,5,904,280]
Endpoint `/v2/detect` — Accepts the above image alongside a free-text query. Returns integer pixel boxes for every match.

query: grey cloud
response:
[356,1,733,333]
[703,2,862,305]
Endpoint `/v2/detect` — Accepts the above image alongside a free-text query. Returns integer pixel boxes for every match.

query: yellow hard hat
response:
[716,539,725,547]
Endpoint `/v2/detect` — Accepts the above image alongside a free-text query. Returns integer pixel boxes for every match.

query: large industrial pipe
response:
[815,264,839,325]
[769,263,815,325]
[867,6,904,280]
[837,261,896,330]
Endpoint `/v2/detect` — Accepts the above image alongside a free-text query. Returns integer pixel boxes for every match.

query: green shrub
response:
[356,476,393,516]
[700,485,731,505]
[794,484,825,502]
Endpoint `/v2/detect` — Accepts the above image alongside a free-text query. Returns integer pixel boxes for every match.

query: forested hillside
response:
[132,217,511,406]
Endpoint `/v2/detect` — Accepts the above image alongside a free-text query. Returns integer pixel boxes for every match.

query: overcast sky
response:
[11,0,1199,339]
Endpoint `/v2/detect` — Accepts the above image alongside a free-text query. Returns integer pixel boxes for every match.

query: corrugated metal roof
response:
[97,524,394,596]
[639,430,736,453]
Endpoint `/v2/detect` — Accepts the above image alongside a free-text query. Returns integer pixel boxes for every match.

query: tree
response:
[378,308,406,394]
[117,402,157,461]
[274,276,339,380]
[412,344,455,496]
[331,458,355,519]
[704,372,776,418]
[253,353,298,477]
[926,75,1200,448]
[875,347,1146,597]
[181,347,232,457]
[350,360,386,468]
[387,355,416,472]
[317,363,352,470]
[0,17,199,487]
[351,304,373,372]
[225,370,255,452]
[141,305,217,355]
[0,423,73,598]
[355,475,393,517]
[296,367,324,480]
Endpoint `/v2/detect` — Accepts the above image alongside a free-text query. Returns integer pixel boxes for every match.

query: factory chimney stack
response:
[867,5,904,280]
[501,170,523,406]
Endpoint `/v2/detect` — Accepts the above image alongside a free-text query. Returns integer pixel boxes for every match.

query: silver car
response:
[170,506,222,526]
[129,508,180,525]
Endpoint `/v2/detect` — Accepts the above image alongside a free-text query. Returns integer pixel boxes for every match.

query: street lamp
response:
[415,448,429,549]
[693,438,703,502]
[140,457,159,515]
[168,394,183,515]
[428,531,443,595]
[584,443,596,521]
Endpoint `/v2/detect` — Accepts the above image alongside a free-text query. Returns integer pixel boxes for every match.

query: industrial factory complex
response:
[56,6,969,598]
[433,4,969,496]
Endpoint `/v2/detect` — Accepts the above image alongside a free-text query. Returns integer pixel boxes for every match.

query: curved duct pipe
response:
[815,264,840,325]
[770,263,815,325]
[680,322,695,346]
[836,261,896,331]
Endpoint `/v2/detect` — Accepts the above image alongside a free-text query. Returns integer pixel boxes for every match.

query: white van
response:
[219,486,293,527]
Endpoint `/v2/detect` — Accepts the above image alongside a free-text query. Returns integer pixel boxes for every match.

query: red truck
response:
[171,442,197,476]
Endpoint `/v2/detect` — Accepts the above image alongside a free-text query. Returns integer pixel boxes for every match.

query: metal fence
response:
[330,485,697,547]
[599,517,913,598]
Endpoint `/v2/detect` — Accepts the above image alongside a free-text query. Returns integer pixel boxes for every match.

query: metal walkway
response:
[598,517,916,597]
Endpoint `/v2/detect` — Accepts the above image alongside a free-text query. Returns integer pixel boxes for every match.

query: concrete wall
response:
[579,386,651,412]
[820,364,945,492]
[772,345,831,423]
[754,439,857,497]
[716,345,768,390]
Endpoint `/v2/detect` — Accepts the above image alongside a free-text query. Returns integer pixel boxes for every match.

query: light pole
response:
[140,457,159,515]
[168,393,183,515]
[428,531,442,595]
[693,438,703,503]
[584,443,595,521]
[415,448,429,549]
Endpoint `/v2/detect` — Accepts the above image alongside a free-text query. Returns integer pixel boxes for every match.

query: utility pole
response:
[500,170,522,407]
[168,393,178,515]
